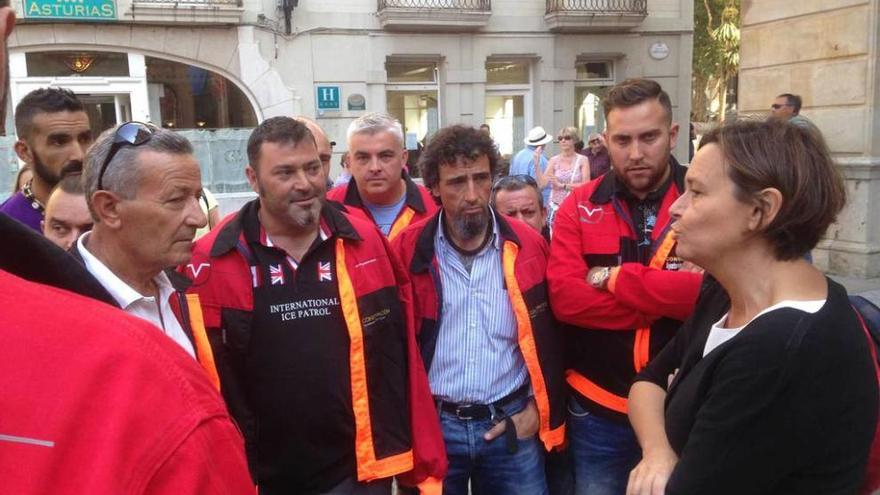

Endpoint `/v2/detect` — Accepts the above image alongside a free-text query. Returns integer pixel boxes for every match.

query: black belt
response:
[435,384,531,454]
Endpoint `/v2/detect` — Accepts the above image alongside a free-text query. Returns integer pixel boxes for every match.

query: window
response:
[25,52,130,77]
[486,61,529,85]
[576,60,613,82]
[385,59,441,176]
[386,61,438,83]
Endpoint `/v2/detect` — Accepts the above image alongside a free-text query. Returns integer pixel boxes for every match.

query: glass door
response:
[78,93,132,137]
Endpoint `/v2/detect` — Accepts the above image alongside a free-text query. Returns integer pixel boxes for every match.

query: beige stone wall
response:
[739,0,880,277]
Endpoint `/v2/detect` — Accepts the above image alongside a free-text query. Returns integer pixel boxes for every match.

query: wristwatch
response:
[589,266,611,290]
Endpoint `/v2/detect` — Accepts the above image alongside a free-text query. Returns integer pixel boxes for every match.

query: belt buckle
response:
[455,404,475,420]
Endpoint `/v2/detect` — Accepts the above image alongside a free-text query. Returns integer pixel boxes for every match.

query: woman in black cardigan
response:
[625,120,878,495]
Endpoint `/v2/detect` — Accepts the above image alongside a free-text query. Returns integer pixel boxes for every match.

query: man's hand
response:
[626,447,679,495]
[483,399,539,441]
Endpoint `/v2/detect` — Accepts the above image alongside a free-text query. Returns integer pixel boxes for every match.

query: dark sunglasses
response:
[770,103,792,110]
[588,139,601,145]
[96,121,154,191]
[557,135,573,141]
[493,174,538,191]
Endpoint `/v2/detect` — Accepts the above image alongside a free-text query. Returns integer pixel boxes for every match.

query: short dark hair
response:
[491,175,544,209]
[777,93,802,114]
[603,78,673,124]
[15,88,85,139]
[699,119,845,261]
[418,125,500,189]
[247,117,316,168]
[55,170,85,196]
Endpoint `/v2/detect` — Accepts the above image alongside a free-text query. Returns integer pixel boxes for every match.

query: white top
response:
[703,299,826,357]
[76,233,196,358]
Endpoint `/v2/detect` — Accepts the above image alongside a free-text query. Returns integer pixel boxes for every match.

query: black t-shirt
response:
[638,278,878,494]
[242,211,356,494]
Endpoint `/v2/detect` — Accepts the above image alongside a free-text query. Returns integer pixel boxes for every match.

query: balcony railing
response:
[545,0,647,31]
[546,0,646,15]
[378,0,490,10]
[377,0,492,30]
[128,0,244,24]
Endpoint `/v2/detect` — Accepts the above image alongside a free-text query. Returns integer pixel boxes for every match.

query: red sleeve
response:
[610,263,701,321]
[547,193,653,330]
[143,417,255,495]
[384,236,448,488]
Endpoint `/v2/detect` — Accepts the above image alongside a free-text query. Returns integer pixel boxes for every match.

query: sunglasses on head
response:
[96,122,154,191]
[492,174,538,192]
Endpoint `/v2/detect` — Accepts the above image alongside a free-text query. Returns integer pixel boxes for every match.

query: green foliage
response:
[692,0,740,121]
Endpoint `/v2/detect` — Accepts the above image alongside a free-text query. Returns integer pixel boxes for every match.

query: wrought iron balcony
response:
[377,0,492,31]
[545,0,647,32]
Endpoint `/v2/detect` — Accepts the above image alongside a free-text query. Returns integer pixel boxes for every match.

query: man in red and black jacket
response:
[327,113,437,242]
[182,117,446,495]
[547,79,702,494]
[393,125,565,495]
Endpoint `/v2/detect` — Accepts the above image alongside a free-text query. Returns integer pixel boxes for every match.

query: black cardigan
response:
[636,277,878,494]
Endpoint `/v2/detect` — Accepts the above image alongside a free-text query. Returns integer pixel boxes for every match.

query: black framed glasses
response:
[493,174,538,192]
[96,121,154,191]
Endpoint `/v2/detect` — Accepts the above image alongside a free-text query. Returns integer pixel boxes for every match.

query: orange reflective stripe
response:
[416,476,443,495]
[185,293,221,392]
[566,369,628,414]
[629,230,678,373]
[633,328,650,372]
[502,241,565,451]
[388,207,416,242]
[335,239,414,480]
[649,229,676,269]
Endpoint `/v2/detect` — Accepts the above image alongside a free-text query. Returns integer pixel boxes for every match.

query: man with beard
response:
[392,125,565,495]
[546,78,703,495]
[1,88,93,231]
[182,117,446,494]
[328,113,436,242]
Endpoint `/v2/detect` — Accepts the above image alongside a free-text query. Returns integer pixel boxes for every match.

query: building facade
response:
[738,0,880,277]
[5,0,693,195]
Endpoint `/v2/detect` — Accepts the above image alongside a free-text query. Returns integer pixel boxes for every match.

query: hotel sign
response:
[24,0,117,21]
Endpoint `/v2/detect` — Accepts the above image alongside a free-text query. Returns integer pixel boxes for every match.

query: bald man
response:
[294,116,335,188]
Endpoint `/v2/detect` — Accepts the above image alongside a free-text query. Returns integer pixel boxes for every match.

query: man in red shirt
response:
[0,7,253,492]
[547,79,702,495]
[327,112,436,242]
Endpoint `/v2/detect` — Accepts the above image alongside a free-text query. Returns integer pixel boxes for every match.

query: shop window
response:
[386,61,438,84]
[486,61,529,85]
[145,57,257,130]
[25,52,130,77]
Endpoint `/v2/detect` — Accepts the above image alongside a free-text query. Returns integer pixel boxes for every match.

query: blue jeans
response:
[568,398,641,495]
[440,395,549,495]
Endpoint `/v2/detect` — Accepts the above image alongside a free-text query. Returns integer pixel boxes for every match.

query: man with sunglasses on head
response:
[580,133,610,179]
[73,122,217,365]
[490,175,549,241]
[327,112,437,242]
[182,117,446,494]
[0,87,93,231]
[0,6,254,492]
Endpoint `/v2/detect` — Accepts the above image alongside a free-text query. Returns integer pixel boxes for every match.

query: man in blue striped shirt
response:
[393,125,566,495]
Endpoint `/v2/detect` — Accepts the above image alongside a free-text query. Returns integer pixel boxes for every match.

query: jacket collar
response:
[210,199,361,258]
[589,155,686,205]
[343,171,428,214]
[410,206,521,274]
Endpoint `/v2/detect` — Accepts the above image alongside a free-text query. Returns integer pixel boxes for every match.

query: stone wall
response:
[739,0,880,277]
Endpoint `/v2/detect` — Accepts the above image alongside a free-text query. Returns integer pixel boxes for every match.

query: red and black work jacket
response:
[392,209,567,452]
[547,158,702,423]
[182,200,446,494]
[326,172,438,242]
[66,247,221,391]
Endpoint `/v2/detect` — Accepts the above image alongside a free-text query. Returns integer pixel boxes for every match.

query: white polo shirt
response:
[76,234,196,358]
